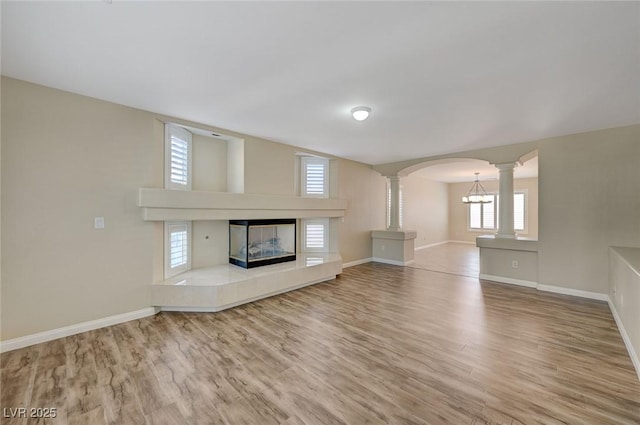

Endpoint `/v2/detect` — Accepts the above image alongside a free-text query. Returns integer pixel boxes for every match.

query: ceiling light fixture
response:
[462,173,493,204]
[351,106,371,121]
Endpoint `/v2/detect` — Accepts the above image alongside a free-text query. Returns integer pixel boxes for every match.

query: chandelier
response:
[462,173,493,204]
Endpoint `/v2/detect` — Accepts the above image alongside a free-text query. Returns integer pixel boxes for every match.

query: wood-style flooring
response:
[411,242,480,278]
[2,263,639,424]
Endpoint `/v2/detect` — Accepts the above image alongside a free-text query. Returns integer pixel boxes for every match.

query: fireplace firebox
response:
[229,219,296,268]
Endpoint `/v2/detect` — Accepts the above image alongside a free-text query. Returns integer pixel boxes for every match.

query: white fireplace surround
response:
[138,188,347,221]
[138,187,347,311]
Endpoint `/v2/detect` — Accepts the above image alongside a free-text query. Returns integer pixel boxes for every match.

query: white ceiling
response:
[2,2,638,165]
[414,157,538,183]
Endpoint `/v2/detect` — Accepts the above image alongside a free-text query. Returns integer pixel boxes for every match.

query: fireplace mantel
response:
[138,188,347,221]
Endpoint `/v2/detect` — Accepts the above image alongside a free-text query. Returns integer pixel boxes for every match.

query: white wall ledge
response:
[476,235,538,252]
[138,188,347,221]
[371,229,417,240]
[610,246,640,277]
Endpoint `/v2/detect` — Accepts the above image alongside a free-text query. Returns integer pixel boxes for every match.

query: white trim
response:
[480,274,610,301]
[447,240,477,245]
[609,298,640,382]
[537,284,608,301]
[414,241,448,251]
[0,307,158,353]
[372,257,415,266]
[414,240,477,252]
[343,257,372,268]
[479,274,537,288]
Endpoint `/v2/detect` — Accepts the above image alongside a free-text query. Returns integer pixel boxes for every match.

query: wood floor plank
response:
[2,262,639,424]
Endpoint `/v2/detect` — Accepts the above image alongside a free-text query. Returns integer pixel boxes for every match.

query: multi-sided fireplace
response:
[229,219,296,268]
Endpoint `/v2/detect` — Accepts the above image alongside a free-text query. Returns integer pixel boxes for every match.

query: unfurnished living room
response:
[1,1,639,424]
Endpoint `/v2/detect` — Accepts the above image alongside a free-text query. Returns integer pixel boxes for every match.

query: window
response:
[513,193,525,231]
[302,218,329,252]
[469,194,496,230]
[386,185,403,228]
[164,221,192,278]
[301,157,329,198]
[165,124,192,190]
[468,192,526,232]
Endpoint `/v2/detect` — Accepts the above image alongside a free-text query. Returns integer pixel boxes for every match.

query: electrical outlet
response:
[512,260,519,269]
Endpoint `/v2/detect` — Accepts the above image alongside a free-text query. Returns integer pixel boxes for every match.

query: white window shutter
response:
[164,221,192,278]
[165,124,192,190]
[469,203,482,229]
[482,195,495,229]
[514,193,525,231]
[303,218,329,252]
[302,157,329,198]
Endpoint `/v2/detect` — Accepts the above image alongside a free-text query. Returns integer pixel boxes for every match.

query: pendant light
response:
[462,173,492,204]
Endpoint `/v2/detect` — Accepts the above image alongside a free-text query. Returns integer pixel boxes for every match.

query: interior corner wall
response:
[337,159,387,262]
[402,174,449,247]
[1,77,161,340]
[192,134,227,192]
[537,124,640,294]
[448,178,539,243]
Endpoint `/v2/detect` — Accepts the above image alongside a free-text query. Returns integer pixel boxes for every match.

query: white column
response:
[495,162,517,239]
[388,175,401,231]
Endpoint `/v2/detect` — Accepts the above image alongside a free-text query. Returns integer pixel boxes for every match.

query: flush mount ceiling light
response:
[351,106,371,121]
[462,172,493,204]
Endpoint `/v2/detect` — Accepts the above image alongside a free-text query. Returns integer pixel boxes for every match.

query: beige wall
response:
[449,178,539,243]
[192,134,227,192]
[337,159,387,262]
[401,174,449,248]
[2,78,160,340]
[244,137,297,195]
[1,77,385,340]
[538,125,640,294]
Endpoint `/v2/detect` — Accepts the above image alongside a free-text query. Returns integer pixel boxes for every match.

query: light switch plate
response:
[94,217,105,229]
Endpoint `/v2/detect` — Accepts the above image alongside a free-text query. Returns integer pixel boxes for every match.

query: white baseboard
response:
[372,257,415,266]
[479,274,537,288]
[537,284,609,301]
[479,275,609,301]
[447,240,477,245]
[0,307,158,353]
[343,257,372,268]
[415,241,448,251]
[608,299,640,382]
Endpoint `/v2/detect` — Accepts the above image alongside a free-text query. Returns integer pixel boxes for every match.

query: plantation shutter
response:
[170,136,189,186]
[469,203,482,229]
[164,222,191,278]
[514,193,525,231]
[482,195,495,229]
[303,219,329,252]
[165,124,192,190]
[302,157,328,197]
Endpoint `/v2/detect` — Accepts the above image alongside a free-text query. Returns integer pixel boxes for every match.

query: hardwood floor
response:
[2,263,639,424]
[411,242,480,278]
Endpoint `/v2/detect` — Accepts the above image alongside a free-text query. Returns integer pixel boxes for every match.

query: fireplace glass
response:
[229,219,296,268]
